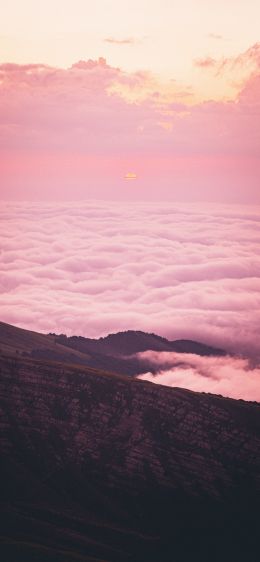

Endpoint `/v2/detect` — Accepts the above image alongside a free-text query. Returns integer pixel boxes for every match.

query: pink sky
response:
[0,3,259,400]
[0,42,259,202]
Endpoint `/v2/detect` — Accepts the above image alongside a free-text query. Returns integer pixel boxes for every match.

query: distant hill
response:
[0,321,226,377]
[57,329,225,356]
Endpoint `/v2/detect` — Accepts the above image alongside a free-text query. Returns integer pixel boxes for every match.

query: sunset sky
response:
[1,2,260,399]
[0,1,259,201]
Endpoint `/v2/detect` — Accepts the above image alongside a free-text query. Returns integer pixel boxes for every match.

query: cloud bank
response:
[0,201,260,367]
[138,351,260,402]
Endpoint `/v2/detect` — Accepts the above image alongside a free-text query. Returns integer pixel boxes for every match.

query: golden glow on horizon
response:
[125,172,137,180]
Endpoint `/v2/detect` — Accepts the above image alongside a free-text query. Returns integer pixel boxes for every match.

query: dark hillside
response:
[0,321,226,378]
[0,347,259,561]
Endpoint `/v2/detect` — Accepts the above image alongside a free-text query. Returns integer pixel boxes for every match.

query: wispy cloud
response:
[104,37,137,45]
[208,33,223,40]
[195,42,260,73]
[194,56,217,68]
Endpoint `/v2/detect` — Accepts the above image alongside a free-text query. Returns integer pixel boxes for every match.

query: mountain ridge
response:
[0,321,226,378]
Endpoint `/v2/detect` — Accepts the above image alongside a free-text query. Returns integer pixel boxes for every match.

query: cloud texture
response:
[0,201,260,368]
[0,45,259,201]
[138,352,260,401]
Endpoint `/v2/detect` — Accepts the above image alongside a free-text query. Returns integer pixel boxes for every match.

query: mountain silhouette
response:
[0,321,225,377]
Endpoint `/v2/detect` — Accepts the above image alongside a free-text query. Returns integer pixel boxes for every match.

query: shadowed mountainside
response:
[0,321,225,377]
[55,329,225,357]
[0,330,259,561]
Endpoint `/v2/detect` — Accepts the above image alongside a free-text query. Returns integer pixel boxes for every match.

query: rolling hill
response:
[0,323,259,561]
[0,321,225,377]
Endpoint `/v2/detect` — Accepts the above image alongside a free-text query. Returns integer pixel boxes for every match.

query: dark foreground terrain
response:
[0,323,260,561]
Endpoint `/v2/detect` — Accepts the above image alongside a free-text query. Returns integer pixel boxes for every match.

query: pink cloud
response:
[71,57,109,70]
[194,57,217,68]
[0,49,259,202]
[234,42,260,69]
[0,201,260,364]
[138,352,260,401]
[195,42,260,74]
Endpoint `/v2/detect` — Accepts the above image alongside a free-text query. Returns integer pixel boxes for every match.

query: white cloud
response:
[0,200,259,364]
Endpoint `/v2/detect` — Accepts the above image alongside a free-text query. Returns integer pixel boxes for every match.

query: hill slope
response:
[0,345,259,561]
[0,321,225,377]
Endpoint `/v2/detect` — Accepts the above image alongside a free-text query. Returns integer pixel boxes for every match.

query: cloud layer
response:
[0,45,259,201]
[1,201,260,368]
[138,351,260,401]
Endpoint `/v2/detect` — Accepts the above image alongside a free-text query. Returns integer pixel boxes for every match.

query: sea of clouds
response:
[1,200,259,399]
